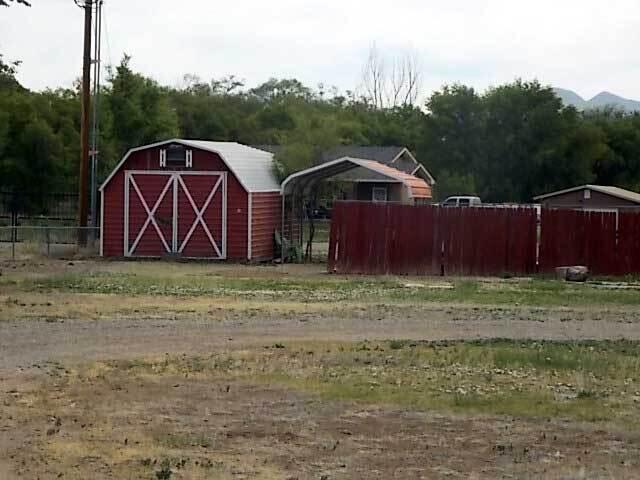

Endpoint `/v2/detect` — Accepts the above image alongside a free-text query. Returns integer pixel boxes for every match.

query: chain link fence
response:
[0,191,102,260]
[0,226,100,260]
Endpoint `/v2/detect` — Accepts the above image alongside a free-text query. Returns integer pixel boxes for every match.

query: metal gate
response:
[124,171,227,259]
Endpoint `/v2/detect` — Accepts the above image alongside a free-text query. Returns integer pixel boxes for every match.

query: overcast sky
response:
[1,0,640,101]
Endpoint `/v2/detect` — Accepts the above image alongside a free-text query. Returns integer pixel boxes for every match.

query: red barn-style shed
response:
[100,139,281,261]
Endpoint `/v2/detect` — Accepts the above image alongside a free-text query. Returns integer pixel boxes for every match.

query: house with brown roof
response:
[256,145,435,204]
[317,146,435,186]
[281,157,432,205]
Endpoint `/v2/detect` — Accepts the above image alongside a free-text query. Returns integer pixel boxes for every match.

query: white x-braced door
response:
[124,171,227,259]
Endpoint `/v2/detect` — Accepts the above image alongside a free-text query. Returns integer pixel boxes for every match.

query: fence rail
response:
[0,191,78,218]
[328,202,640,276]
[0,226,100,260]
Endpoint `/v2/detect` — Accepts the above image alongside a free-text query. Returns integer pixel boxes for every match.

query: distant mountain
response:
[554,88,640,113]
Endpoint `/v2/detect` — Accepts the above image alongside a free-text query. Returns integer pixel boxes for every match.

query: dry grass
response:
[0,292,337,321]
[3,259,640,478]
[96,339,640,427]
[4,340,640,479]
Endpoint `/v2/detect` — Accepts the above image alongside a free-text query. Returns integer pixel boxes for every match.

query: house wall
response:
[102,146,249,259]
[250,191,282,260]
[356,182,404,203]
[540,189,640,210]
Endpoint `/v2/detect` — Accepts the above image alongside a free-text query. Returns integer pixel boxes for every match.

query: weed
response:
[577,389,598,399]
[155,433,212,450]
[155,459,172,479]
[388,340,406,350]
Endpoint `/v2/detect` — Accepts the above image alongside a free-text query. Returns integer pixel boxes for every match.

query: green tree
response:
[105,55,179,161]
[0,54,24,91]
[586,110,640,190]
[419,84,484,187]
[250,78,312,102]
[433,171,477,201]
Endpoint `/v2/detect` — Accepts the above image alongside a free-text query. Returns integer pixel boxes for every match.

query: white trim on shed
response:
[247,193,253,261]
[99,191,104,256]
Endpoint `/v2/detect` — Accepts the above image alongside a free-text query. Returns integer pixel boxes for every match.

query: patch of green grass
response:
[272,340,638,423]
[91,339,640,427]
[154,433,212,450]
[13,270,640,307]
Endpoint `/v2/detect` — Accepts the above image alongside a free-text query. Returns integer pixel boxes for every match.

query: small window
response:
[160,145,193,168]
[584,189,591,200]
[459,198,470,206]
[372,187,388,203]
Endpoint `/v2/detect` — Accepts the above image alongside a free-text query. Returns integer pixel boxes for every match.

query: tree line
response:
[1,53,640,204]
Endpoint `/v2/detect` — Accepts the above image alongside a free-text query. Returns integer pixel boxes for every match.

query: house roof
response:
[253,144,436,185]
[281,157,432,199]
[253,145,405,165]
[357,160,432,198]
[534,184,640,204]
[320,146,406,165]
[100,139,281,193]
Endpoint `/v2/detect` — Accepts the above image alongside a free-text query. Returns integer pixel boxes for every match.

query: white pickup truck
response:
[441,196,482,207]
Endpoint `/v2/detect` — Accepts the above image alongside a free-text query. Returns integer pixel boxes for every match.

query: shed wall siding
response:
[103,172,125,257]
[541,190,639,209]
[102,146,249,259]
[251,192,282,260]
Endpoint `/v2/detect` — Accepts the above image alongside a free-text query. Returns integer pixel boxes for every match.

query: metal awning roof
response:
[281,157,432,198]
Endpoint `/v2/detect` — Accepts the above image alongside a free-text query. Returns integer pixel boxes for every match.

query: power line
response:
[101,1,113,69]
[76,0,93,245]
[90,0,103,231]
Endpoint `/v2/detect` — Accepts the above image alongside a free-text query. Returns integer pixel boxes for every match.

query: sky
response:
[1,0,640,101]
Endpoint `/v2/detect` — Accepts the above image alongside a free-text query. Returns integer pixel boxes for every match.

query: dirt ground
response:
[4,371,640,480]
[2,258,640,478]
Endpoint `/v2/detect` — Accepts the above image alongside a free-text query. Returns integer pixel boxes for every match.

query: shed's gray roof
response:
[534,184,640,204]
[100,139,280,193]
[182,140,280,192]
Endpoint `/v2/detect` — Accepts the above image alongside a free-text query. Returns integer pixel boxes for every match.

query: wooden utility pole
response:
[78,0,92,246]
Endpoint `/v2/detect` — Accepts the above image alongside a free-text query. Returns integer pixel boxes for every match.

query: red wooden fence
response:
[328,202,537,276]
[328,203,439,275]
[328,202,640,276]
[539,209,640,275]
[438,206,537,276]
[617,212,640,274]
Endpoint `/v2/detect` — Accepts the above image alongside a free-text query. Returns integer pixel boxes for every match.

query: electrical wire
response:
[101,0,113,70]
